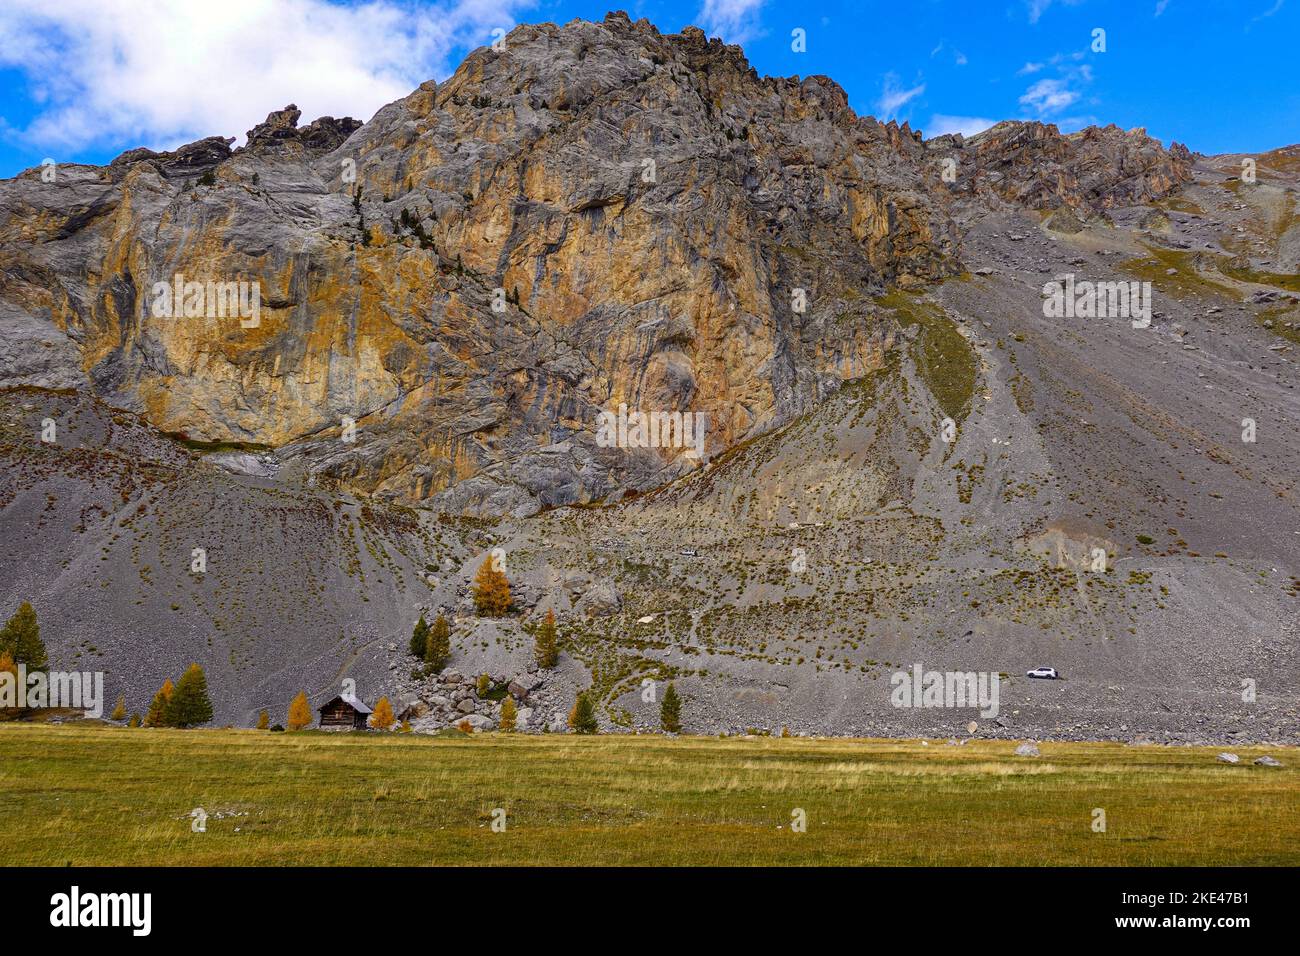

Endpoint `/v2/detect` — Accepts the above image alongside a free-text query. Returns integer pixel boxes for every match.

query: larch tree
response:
[472,556,511,617]
[286,691,312,731]
[534,608,559,669]
[569,691,598,734]
[168,664,214,728]
[660,682,683,734]
[369,695,396,730]
[110,696,127,721]
[424,614,451,672]
[499,695,517,732]
[143,679,174,727]
[409,614,430,659]
[0,602,47,672]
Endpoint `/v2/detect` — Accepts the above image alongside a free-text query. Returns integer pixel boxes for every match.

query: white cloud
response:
[1019,78,1080,115]
[1015,45,1095,120]
[930,40,968,66]
[0,0,535,154]
[1154,0,1171,15]
[697,0,767,45]
[1247,0,1284,27]
[1025,0,1085,23]
[876,73,926,119]
[926,114,997,138]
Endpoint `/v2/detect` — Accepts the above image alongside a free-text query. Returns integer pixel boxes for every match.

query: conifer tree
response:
[168,664,214,728]
[128,714,141,728]
[499,695,517,732]
[534,608,559,669]
[256,709,269,730]
[424,614,451,672]
[409,614,430,658]
[472,556,511,617]
[143,679,174,727]
[286,691,312,731]
[0,602,47,672]
[110,696,127,721]
[476,673,491,697]
[569,691,598,734]
[369,695,395,730]
[660,682,682,734]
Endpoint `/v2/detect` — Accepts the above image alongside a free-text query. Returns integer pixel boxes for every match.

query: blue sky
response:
[0,0,1295,178]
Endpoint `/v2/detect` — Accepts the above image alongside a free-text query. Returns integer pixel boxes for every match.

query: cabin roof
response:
[318,691,372,714]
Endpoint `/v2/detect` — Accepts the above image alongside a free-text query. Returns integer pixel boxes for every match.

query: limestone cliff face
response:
[0,12,1189,516]
[927,120,1193,216]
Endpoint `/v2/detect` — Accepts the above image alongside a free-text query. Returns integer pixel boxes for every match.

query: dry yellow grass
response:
[1,724,1296,865]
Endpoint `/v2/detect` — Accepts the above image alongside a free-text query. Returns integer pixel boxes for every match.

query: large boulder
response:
[575,581,622,618]
[508,673,545,699]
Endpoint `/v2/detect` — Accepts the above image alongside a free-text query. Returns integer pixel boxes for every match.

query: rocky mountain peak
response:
[247,104,305,142]
[245,104,362,156]
[934,119,1194,215]
[0,13,1250,519]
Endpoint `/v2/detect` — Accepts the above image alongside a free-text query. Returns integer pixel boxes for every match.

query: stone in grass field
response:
[1015,742,1040,757]
[1254,756,1283,767]
[1216,752,1240,764]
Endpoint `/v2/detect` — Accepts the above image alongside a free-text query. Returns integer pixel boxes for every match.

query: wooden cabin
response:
[317,692,371,730]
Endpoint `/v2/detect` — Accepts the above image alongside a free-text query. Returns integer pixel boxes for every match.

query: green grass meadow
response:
[2,724,1296,865]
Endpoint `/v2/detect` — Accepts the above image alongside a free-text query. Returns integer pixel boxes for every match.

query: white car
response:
[1026,666,1059,680]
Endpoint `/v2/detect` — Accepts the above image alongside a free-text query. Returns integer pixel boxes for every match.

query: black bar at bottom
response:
[0,866,1278,941]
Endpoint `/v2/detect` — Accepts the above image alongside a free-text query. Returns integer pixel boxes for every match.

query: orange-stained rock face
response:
[0,12,1192,516]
